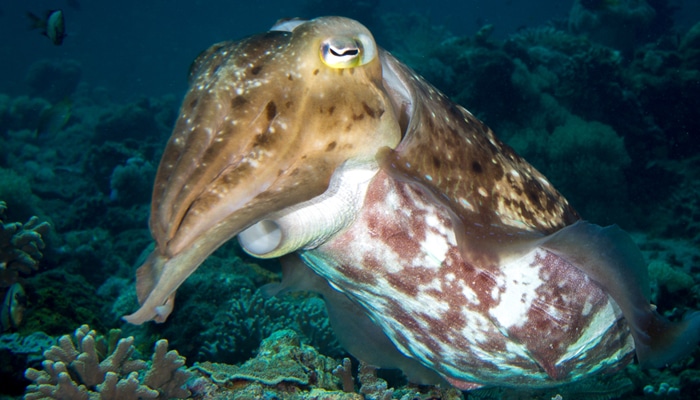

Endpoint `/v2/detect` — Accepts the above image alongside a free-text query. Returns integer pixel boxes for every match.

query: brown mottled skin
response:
[378,51,579,245]
[126,17,401,324]
[153,28,398,257]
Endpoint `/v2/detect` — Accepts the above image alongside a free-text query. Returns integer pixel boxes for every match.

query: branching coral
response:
[0,200,50,288]
[24,324,191,399]
[197,288,341,364]
[108,156,156,206]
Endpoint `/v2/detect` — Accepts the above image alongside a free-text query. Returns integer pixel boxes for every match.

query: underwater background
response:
[1,0,700,399]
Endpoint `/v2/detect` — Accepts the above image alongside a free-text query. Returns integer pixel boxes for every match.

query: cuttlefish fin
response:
[263,254,444,385]
[540,220,700,368]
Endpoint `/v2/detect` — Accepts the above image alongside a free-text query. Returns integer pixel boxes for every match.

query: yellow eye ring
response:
[320,33,376,69]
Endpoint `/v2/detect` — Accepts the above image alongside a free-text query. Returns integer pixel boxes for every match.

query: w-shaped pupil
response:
[330,47,359,57]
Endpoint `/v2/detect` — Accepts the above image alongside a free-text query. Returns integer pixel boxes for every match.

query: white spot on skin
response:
[416,226,449,270]
[461,282,479,305]
[419,277,443,293]
[458,308,491,344]
[459,197,474,211]
[581,301,592,316]
[489,249,545,328]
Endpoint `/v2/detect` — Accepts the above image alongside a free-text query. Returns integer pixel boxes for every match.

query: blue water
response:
[6,0,688,101]
[2,1,700,399]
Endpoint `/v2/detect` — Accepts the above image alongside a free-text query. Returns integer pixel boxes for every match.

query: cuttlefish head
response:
[124,17,401,324]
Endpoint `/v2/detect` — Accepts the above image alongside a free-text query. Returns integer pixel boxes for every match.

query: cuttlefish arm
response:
[377,51,700,368]
[124,17,402,324]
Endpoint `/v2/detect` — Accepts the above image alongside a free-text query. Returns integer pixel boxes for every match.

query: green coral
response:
[0,169,41,223]
[197,288,341,364]
[680,21,700,66]
[510,114,631,225]
[22,269,106,336]
[648,261,695,294]
[0,200,50,288]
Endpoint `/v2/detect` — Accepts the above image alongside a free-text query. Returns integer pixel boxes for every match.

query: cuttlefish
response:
[124,16,700,388]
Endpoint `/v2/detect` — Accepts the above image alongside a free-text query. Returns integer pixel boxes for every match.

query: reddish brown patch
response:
[504,251,620,380]
[445,377,482,391]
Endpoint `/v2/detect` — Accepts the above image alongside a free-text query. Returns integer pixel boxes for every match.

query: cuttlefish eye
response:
[320,33,376,68]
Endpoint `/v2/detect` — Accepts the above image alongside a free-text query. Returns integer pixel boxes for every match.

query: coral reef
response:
[108,156,156,206]
[195,287,341,364]
[649,261,695,294]
[627,52,700,161]
[0,331,55,395]
[191,329,351,399]
[0,200,50,288]
[569,0,657,53]
[195,330,337,387]
[189,329,464,400]
[24,324,191,399]
[0,168,42,224]
[93,97,175,145]
[0,4,698,398]
[357,363,393,400]
[21,269,108,336]
[644,382,681,399]
[507,115,631,225]
[680,21,700,66]
[25,60,82,103]
[0,95,51,138]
